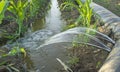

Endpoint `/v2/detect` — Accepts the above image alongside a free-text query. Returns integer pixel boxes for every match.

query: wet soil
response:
[0,47,34,72]
[69,45,108,72]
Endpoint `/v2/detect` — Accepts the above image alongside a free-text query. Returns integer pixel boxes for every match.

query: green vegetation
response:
[0,0,49,71]
[61,0,96,28]
[68,57,79,65]
[59,1,114,71]
[29,0,48,18]
[0,0,9,24]
[60,0,100,49]
[0,0,49,40]
[96,61,101,68]
[1,47,26,58]
[29,0,40,18]
[7,0,29,36]
[0,46,26,72]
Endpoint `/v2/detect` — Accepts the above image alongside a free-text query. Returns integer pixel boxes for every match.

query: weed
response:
[68,57,79,65]
[96,61,101,68]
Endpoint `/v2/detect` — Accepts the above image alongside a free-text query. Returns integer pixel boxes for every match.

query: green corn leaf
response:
[0,0,9,24]
[17,0,22,8]
[76,0,83,6]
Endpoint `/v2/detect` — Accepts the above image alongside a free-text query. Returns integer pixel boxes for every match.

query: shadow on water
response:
[31,18,45,32]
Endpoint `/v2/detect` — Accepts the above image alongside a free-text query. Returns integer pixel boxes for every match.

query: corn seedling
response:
[7,0,29,35]
[61,0,95,28]
[0,0,9,24]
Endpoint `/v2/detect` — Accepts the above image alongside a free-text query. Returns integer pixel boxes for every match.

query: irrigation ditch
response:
[0,0,120,72]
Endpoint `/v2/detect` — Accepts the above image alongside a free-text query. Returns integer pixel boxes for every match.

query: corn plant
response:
[0,0,9,24]
[7,0,29,36]
[61,0,94,28]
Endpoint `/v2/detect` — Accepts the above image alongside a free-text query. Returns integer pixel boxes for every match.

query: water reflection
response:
[45,0,65,33]
[32,0,66,33]
[32,18,45,32]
